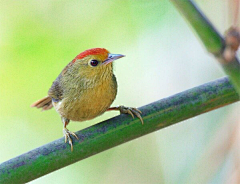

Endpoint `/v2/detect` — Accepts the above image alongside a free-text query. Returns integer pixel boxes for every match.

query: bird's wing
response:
[48,60,75,101]
[48,74,63,102]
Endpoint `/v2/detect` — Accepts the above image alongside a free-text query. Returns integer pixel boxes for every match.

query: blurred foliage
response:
[0,0,239,184]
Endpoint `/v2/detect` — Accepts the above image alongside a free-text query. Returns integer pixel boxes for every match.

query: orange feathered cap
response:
[72,48,109,63]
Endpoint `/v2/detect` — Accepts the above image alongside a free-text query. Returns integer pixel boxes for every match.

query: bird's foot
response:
[109,106,144,124]
[63,128,79,151]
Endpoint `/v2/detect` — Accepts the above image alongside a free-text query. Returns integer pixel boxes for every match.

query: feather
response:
[72,48,109,63]
[31,96,53,111]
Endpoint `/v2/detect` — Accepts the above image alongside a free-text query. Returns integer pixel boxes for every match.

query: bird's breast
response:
[53,77,117,121]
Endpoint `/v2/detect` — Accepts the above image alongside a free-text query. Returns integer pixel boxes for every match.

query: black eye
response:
[90,60,99,67]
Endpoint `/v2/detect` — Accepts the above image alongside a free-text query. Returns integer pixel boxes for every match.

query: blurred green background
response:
[0,1,239,184]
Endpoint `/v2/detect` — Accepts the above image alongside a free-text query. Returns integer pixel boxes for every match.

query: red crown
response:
[73,48,109,63]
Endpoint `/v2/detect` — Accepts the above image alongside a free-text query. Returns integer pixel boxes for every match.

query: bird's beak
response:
[103,53,125,65]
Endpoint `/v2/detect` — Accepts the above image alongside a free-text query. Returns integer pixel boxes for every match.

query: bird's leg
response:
[62,117,79,152]
[107,106,144,125]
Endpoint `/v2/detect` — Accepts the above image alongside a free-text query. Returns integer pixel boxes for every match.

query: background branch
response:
[171,0,240,95]
[0,77,239,183]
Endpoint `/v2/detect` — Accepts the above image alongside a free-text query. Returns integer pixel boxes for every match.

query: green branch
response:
[0,77,239,183]
[170,0,240,95]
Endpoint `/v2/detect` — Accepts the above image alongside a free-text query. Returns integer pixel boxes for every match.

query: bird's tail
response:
[31,96,53,111]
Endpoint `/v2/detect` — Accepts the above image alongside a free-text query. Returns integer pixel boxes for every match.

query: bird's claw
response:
[63,128,79,152]
[118,106,144,125]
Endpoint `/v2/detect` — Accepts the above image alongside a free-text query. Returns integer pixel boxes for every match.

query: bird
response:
[31,48,143,151]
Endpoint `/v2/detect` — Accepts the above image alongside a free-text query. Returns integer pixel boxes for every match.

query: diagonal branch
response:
[170,0,240,95]
[0,77,239,183]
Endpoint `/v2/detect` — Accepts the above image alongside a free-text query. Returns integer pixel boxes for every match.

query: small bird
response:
[31,48,143,151]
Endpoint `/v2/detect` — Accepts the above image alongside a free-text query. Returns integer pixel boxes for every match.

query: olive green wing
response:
[48,75,64,102]
[48,60,75,102]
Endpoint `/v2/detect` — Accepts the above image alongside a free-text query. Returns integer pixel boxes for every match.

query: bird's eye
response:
[90,60,99,67]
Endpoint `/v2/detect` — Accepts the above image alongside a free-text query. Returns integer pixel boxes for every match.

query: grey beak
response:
[103,53,125,65]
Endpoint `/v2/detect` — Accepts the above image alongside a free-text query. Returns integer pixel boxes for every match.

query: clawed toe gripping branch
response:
[0,0,240,183]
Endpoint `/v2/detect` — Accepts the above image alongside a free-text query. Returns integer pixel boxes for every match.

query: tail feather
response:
[31,96,53,111]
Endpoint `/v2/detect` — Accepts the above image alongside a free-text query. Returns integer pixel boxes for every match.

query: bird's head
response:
[71,48,125,78]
